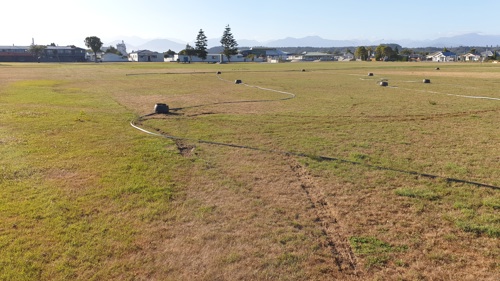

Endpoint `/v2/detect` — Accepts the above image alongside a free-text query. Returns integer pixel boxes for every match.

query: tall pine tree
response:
[195,29,208,61]
[220,25,238,62]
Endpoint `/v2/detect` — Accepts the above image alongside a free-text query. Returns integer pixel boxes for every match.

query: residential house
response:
[86,51,105,62]
[41,46,86,62]
[0,46,33,62]
[288,52,334,62]
[240,48,285,62]
[463,53,481,62]
[480,50,499,60]
[0,45,86,62]
[220,53,248,63]
[129,50,164,62]
[426,51,457,62]
[264,49,288,62]
[88,40,129,62]
[101,53,129,62]
[408,54,424,62]
[168,54,222,63]
[480,50,494,58]
[336,53,354,62]
[167,53,252,63]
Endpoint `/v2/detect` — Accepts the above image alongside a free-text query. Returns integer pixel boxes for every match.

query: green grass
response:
[395,187,442,201]
[349,236,408,268]
[455,221,500,237]
[451,192,500,238]
[350,236,399,254]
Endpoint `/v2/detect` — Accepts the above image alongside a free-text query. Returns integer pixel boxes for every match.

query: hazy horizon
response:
[3,0,500,47]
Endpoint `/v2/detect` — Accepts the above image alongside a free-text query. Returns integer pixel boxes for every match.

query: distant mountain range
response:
[106,33,500,53]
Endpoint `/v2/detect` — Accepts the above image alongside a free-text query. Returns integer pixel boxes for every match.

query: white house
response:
[336,53,354,62]
[101,53,129,62]
[287,52,334,62]
[167,54,222,63]
[217,53,247,63]
[463,53,480,62]
[426,51,457,62]
[129,50,163,62]
[264,49,288,63]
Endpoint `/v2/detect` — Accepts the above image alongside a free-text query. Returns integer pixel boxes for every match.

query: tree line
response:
[29,30,498,63]
[356,46,499,61]
[357,45,402,61]
[278,45,498,61]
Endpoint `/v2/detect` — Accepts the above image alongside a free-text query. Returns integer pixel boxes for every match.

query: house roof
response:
[45,46,85,50]
[266,50,287,56]
[0,46,28,51]
[428,51,456,57]
[301,52,332,57]
[0,45,84,51]
[130,50,161,54]
[481,50,494,57]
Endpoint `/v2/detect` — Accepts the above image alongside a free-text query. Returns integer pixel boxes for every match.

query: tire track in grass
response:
[289,158,359,276]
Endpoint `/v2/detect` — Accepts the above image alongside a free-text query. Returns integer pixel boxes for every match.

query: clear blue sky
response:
[3,0,500,46]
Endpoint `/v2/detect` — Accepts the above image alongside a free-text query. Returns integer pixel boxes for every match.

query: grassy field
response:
[0,61,498,280]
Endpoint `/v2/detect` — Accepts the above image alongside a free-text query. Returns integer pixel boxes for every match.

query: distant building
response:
[408,54,424,62]
[240,48,287,62]
[480,50,500,59]
[0,46,32,62]
[129,50,164,62]
[101,53,129,62]
[336,53,354,62]
[264,49,288,63]
[93,41,129,62]
[480,50,494,58]
[116,40,127,55]
[86,51,101,62]
[0,45,86,62]
[43,46,86,62]
[167,54,222,63]
[463,53,481,62]
[426,51,457,62]
[218,53,247,63]
[288,52,335,62]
